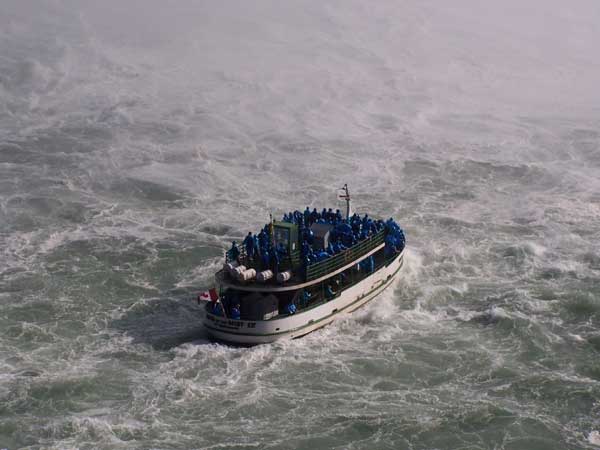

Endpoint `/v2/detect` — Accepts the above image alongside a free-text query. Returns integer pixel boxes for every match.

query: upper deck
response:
[219,228,386,292]
[221,206,405,292]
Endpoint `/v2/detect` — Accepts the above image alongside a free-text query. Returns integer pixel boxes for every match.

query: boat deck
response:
[219,237,385,292]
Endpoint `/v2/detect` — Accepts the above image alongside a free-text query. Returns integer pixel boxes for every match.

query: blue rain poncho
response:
[228,242,240,261]
[325,285,335,299]
[230,306,241,320]
[243,232,254,257]
[301,290,312,306]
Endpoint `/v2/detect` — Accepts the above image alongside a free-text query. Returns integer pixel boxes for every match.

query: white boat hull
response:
[203,250,404,345]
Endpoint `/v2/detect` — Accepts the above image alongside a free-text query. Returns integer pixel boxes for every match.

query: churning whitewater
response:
[1,1,600,449]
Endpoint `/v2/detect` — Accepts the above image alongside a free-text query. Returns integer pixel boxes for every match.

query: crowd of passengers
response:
[227,208,405,274]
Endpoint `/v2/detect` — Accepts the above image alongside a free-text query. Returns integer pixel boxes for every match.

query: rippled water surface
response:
[1,1,600,449]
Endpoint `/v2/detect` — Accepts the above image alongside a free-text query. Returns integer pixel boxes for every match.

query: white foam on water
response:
[121,277,160,293]
[524,241,547,258]
[173,258,223,290]
[589,431,600,446]
[398,248,424,285]
[568,333,586,343]
[37,228,85,254]
[2,0,600,448]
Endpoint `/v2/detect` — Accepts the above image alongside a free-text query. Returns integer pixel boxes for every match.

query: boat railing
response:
[225,228,385,282]
[305,228,385,281]
[228,247,301,274]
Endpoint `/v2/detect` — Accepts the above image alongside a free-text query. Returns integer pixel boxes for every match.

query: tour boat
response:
[200,185,405,345]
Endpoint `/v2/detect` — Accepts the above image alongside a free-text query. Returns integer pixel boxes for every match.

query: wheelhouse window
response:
[274,226,290,249]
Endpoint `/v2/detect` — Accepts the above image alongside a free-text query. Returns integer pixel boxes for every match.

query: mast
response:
[340,184,351,221]
[269,213,274,243]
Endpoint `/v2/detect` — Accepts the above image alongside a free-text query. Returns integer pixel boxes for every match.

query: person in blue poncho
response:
[228,241,240,262]
[301,289,311,307]
[325,284,336,300]
[301,241,310,257]
[317,251,330,261]
[297,214,304,228]
[340,232,351,247]
[258,230,267,249]
[368,220,377,235]
[230,303,241,320]
[310,208,319,224]
[384,234,395,257]
[351,217,361,233]
[332,240,341,254]
[253,234,260,256]
[243,232,254,259]
[398,231,406,251]
[212,300,224,316]
[358,258,366,272]
[286,302,297,315]
[261,249,270,270]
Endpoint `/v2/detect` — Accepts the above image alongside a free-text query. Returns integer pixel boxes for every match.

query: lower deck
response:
[209,245,394,321]
[203,249,404,344]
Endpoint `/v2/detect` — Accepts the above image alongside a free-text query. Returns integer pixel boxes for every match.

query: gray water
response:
[1,1,600,449]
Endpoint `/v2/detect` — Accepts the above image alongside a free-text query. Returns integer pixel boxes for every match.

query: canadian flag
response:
[197,287,218,304]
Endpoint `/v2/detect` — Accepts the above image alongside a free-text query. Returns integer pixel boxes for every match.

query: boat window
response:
[274,226,290,248]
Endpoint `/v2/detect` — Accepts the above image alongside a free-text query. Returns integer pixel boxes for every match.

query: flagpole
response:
[340,184,351,221]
